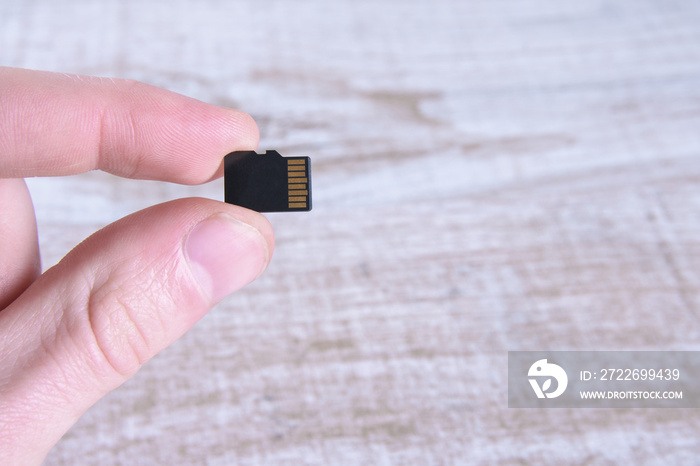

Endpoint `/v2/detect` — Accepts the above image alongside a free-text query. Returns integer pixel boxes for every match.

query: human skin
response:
[0,67,275,464]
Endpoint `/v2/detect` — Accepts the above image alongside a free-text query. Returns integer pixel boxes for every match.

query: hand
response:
[0,67,274,464]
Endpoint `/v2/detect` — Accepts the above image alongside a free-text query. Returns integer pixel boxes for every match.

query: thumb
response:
[0,198,273,465]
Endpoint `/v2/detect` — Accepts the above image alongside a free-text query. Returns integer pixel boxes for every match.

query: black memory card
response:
[224,150,312,212]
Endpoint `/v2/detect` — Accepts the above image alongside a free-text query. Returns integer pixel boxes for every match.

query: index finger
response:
[0,67,259,183]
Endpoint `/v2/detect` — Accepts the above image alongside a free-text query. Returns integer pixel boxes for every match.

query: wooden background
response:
[3,0,700,463]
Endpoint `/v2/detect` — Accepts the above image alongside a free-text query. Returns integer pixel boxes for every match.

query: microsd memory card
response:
[224,150,312,212]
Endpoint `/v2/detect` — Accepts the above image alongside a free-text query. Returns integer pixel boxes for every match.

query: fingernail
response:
[185,213,269,303]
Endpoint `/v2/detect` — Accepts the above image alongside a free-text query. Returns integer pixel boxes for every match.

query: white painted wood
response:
[3,0,700,463]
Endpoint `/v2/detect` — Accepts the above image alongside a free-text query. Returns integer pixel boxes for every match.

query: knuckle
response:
[85,273,169,378]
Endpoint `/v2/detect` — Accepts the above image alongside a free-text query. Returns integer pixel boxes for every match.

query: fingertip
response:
[184,213,269,303]
[208,202,276,269]
[202,109,260,182]
[224,108,260,151]
[223,203,275,256]
[99,82,261,185]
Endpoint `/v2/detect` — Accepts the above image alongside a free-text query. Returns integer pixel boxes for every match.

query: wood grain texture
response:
[3,0,700,463]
